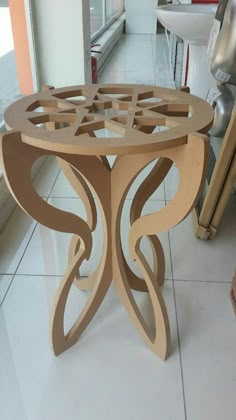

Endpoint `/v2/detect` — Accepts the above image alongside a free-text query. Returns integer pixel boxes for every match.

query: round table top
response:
[4,84,214,155]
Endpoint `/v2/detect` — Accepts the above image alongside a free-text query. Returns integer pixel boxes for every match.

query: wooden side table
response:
[0,84,213,360]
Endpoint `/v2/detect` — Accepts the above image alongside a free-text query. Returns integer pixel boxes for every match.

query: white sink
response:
[155,4,217,99]
[155,4,217,44]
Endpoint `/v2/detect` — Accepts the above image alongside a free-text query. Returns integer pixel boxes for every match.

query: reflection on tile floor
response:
[175,281,236,420]
[170,197,236,283]
[0,33,236,420]
[0,279,184,420]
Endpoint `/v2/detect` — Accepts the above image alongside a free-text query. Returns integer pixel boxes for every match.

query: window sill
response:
[91,13,125,75]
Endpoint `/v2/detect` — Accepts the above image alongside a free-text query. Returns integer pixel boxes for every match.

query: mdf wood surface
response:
[0,84,213,360]
[196,106,236,239]
[4,83,213,155]
[210,153,236,230]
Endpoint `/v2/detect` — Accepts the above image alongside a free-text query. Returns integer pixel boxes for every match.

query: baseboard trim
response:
[91,14,125,76]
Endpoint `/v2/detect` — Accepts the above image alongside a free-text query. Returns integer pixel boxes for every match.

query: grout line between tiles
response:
[0,163,47,233]
[8,273,174,282]
[0,159,44,231]
[0,201,18,234]
[165,181,187,419]
[46,168,61,200]
[167,223,187,420]
[49,196,83,199]
[173,279,188,420]
[163,175,167,204]
[171,279,232,284]
[0,167,61,309]
[0,272,231,284]
[0,224,38,309]
[0,158,56,234]
[12,273,78,278]
[0,274,14,307]
[48,196,166,202]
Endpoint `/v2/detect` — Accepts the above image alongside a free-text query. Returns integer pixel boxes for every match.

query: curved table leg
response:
[111,133,209,360]
[50,157,112,355]
[50,208,111,355]
[0,131,112,356]
[130,157,172,290]
[57,158,98,291]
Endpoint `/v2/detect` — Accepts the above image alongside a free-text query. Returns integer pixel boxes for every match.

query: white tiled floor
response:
[0,274,13,305]
[175,281,236,420]
[0,34,236,420]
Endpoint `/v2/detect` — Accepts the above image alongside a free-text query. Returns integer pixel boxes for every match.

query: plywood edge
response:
[191,207,211,240]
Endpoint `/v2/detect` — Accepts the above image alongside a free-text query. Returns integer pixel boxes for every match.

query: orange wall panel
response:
[8,0,34,94]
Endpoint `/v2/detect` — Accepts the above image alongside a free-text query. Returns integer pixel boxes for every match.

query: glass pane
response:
[90,0,103,37]
[106,0,123,22]
[0,0,20,124]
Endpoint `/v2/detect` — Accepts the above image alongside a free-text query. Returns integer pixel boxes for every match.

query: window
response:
[106,0,121,21]
[90,0,124,40]
[0,1,20,125]
[90,0,104,37]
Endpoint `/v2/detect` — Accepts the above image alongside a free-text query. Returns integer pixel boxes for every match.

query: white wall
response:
[125,0,158,34]
[32,0,91,88]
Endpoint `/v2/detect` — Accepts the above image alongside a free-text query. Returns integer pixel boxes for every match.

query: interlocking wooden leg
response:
[111,133,209,360]
[111,154,171,360]
[130,157,172,289]
[0,131,112,356]
[57,158,97,291]
[49,153,113,355]
[50,207,112,355]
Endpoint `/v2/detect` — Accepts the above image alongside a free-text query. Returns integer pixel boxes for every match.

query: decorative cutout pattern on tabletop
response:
[4,84,213,154]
